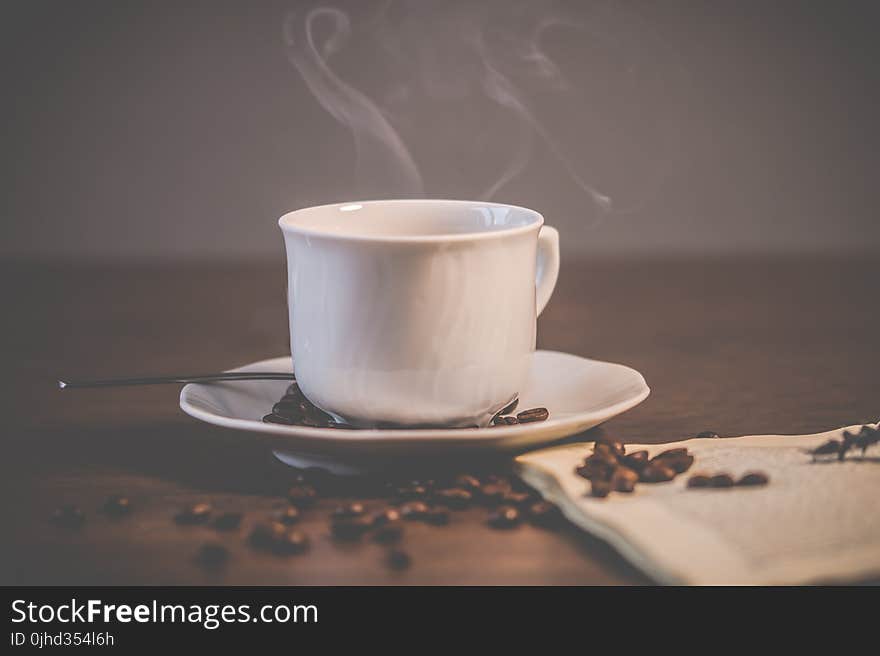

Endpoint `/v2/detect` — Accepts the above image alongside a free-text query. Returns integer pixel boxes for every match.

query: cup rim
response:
[278,199,544,244]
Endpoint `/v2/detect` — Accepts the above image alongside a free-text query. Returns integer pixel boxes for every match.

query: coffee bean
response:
[478,483,509,505]
[737,472,769,487]
[287,485,317,508]
[589,480,612,498]
[275,506,300,525]
[652,448,689,460]
[332,502,367,519]
[576,455,616,481]
[612,467,639,493]
[196,543,229,569]
[696,431,720,438]
[687,474,712,488]
[372,508,402,526]
[399,484,431,500]
[619,450,650,472]
[500,490,534,507]
[528,501,563,528]
[399,501,430,520]
[263,413,296,425]
[487,505,521,529]
[249,522,309,554]
[331,517,372,541]
[102,495,132,518]
[453,474,482,492]
[212,512,243,531]
[517,407,549,423]
[657,454,695,474]
[424,509,450,525]
[708,473,735,488]
[50,505,85,529]
[435,488,473,509]
[174,503,212,525]
[275,529,310,554]
[373,522,404,544]
[639,463,676,483]
[386,548,412,570]
[596,440,626,457]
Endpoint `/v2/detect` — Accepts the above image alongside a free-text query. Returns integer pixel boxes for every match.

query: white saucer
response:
[179,350,649,472]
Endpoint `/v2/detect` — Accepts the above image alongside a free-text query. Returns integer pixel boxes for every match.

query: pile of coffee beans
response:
[575,439,771,498]
[263,383,348,428]
[575,441,694,498]
[808,425,879,461]
[49,468,567,574]
[263,384,550,430]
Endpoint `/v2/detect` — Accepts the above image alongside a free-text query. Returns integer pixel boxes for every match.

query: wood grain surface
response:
[2,256,877,585]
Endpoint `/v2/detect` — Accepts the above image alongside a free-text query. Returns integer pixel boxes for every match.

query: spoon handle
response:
[58,372,296,389]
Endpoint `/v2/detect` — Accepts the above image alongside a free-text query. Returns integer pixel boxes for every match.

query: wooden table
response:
[3,256,878,585]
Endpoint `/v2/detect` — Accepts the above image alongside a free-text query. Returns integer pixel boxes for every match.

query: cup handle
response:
[536,225,560,316]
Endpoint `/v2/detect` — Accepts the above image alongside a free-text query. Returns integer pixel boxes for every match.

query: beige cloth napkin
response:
[516,424,880,585]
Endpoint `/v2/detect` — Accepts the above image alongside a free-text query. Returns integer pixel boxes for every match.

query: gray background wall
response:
[3,0,878,260]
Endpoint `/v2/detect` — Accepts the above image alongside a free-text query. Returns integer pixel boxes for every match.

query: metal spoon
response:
[58,372,296,389]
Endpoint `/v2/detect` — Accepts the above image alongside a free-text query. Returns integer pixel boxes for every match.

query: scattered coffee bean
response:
[612,467,639,493]
[196,543,229,569]
[332,502,366,519]
[174,503,212,525]
[275,529,310,554]
[50,505,85,529]
[517,407,549,423]
[372,508,402,526]
[212,512,243,531]
[487,505,521,529]
[500,490,534,507]
[708,473,735,488]
[386,548,412,570]
[263,413,296,425]
[287,485,317,508]
[435,488,473,509]
[589,480,612,498]
[330,517,372,541]
[373,522,404,544]
[399,501,430,520]
[453,474,482,492]
[687,474,712,488]
[102,495,132,518]
[274,506,300,525]
[737,472,770,487]
[478,483,509,505]
[639,463,676,483]
[528,501,563,528]
[250,522,310,554]
[696,431,720,438]
[397,484,430,500]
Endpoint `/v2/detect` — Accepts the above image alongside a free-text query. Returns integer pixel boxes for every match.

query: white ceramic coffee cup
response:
[279,199,559,428]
